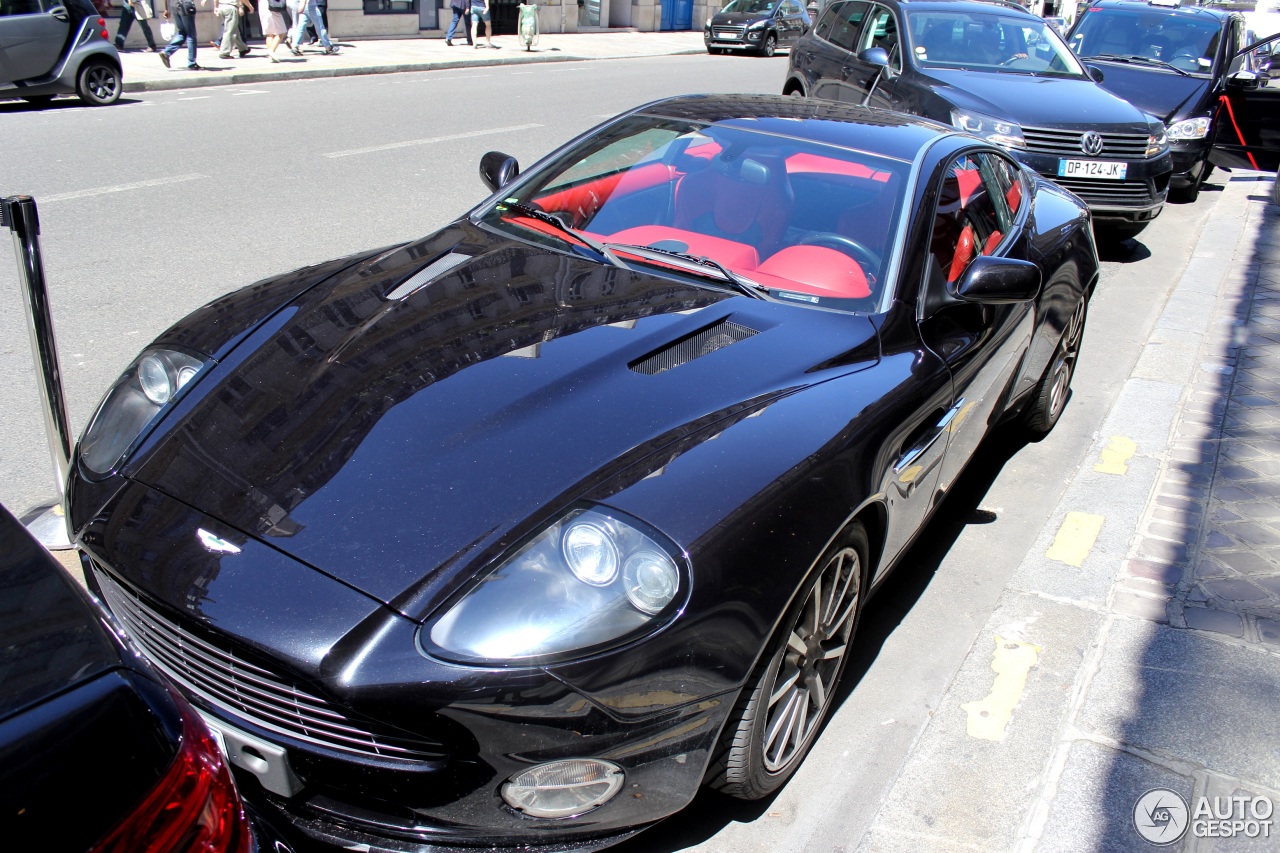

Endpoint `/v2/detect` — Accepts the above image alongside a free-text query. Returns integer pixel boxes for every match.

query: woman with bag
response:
[259,0,288,61]
[115,0,161,52]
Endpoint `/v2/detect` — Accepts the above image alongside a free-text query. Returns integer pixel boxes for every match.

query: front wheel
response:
[710,522,868,799]
[1022,297,1086,437]
[77,59,122,106]
[760,33,777,57]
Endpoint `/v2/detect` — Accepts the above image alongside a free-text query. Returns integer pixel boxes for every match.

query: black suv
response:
[1068,0,1280,201]
[784,0,1174,241]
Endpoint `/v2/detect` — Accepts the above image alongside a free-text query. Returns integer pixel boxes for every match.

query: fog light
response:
[501,759,624,819]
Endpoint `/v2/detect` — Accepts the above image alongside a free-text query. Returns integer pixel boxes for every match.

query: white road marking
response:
[323,123,543,158]
[38,174,206,203]
[231,89,269,95]
[176,96,212,101]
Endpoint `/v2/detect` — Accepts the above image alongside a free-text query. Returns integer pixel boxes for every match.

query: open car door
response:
[1212,33,1280,173]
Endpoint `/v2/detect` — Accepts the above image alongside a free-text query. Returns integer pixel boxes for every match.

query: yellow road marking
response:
[961,636,1042,741]
[1045,512,1104,568]
[1094,435,1137,475]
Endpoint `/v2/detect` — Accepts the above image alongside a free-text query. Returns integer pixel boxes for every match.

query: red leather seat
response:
[673,151,794,259]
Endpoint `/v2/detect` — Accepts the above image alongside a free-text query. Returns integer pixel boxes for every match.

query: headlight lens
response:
[1167,117,1211,140]
[950,109,1026,149]
[78,348,207,477]
[1146,125,1169,155]
[426,506,685,664]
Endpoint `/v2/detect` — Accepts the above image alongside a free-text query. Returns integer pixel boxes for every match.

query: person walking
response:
[445,0,472,46]
[470,0,496,49]
[288,0,336,54]
[115,0,160,52]
[259,0,288,61]
[159,0,211,69]
[215,0,253,58]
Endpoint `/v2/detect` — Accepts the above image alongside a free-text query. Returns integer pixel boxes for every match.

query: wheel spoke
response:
[821,641,847,661]
[763,690,801,765]
[769,668,800,706]
[786,630,806,655]
[808,672,826,709]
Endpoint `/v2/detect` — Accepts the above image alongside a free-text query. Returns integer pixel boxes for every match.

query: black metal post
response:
[2,195,73,549]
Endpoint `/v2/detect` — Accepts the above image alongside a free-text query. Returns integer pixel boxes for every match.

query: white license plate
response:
[1058,159,1128,180]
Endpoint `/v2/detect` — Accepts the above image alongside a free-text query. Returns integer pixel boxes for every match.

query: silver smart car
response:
[0,0,122,105]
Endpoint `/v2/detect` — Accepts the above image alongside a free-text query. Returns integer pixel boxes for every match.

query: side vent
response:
[630,320,759,376]
[386,252,472,300]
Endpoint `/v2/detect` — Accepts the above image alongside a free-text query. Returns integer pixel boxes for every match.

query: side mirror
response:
[1228,70,1263,91]
[859,46,889,68]
[951,255,1041,305]
[480,151,520,193]
[1085,64,1104,83]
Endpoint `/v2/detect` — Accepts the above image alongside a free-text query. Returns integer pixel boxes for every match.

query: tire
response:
[760,33,777,57]
[1170,159,1208,204]
[710,522,869,799]
[76,59,121,106]
[1022,297,1086,437]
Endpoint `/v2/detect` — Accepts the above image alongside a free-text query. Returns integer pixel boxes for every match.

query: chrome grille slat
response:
[97,571,444,762]
[1023,126,1150,159]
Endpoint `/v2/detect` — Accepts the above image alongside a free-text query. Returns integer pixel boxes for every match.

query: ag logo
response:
[1133,788,1190,845]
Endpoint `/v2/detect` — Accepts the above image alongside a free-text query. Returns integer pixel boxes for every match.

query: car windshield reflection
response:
[908,11,1088,77]
[479,116,910,313]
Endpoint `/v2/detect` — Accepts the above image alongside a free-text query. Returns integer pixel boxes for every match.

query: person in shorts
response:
[471,0,496,49]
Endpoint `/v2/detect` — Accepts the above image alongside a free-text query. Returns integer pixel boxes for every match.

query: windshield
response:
[1069,9,1222,73]
[721,0,777,14]
[907,10,1087,77]
[477,114,910,314]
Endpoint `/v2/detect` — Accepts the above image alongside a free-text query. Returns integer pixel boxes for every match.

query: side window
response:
[859,5,901,70]
[981,153,1022,222]
[926,153,1008,289]
[827,1,870,53]
[813,1,846,41]
[1,0,43,15]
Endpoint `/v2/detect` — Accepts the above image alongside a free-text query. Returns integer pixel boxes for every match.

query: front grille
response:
[1052,176,1158,207]
[97,571,445,764]
[1023,126,1152,160]
[713,26,745,38]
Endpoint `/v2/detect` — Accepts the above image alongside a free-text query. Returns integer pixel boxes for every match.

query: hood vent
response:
[631,319,759,376]
[385,251,472,301]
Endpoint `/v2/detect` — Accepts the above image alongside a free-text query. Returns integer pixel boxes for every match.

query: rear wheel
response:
[760,33,777,57]
[1170,158,1209,203]
[77,59,121,106]
[710,522,868,799]
[1022,297,1087,437]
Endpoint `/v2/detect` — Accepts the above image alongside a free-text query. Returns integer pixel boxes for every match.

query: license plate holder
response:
[1058,159,1128,180]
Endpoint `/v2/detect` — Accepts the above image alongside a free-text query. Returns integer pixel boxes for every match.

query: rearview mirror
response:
[480,152,520,193]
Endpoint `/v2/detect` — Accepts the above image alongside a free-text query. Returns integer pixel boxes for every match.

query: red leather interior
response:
[752,246,871,299]
[948,225,975,282]
[606,225,761,270]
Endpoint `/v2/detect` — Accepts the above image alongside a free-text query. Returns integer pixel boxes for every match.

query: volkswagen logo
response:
[1080,131,1105,156]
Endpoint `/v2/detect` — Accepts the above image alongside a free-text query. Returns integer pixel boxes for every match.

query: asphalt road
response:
[0,52,1217,852]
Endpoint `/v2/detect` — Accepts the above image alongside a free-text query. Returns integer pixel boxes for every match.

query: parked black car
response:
[705,0,811,55]
[0,0,121,106]
[68,94,1098,852]
[0,503,274,852]
[783,0,1174,242]
[1068,0,1280,201]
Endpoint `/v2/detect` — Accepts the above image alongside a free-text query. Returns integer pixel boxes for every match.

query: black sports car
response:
[67,94,1098,852]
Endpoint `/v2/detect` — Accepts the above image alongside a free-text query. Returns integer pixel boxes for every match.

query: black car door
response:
[1212,33,1280,172]
[776,0,805,46]
[916,151,1036,500]
[839,2,904,110]
[806,0,871,102]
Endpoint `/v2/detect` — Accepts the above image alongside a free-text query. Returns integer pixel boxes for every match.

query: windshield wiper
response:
[496,201,628,268]
[1088,53,1191,76]
[606,242,774,301]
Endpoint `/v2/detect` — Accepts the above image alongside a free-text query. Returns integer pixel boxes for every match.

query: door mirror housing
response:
[1228,70,1263,91]
[1085,63,1104,83]
[480,152,520,193]
[951,255,1041,305]
[859,47,889,68]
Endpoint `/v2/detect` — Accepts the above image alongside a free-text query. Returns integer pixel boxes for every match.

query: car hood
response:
[1082,61,1211,123]
[925,69,1155,130]
[711,11,769,24]
[130,224,880,612]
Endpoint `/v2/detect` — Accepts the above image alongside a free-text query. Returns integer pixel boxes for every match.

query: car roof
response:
[880,0,1040,15]
[1080,0,1236,23]
[635,94,958,163]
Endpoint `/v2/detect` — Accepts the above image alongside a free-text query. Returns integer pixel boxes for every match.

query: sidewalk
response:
[859,173,1280,852]
[116,30,708,92]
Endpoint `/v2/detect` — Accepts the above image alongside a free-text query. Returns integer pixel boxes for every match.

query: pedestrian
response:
[445,0,472,46]
[259,0,289,61]
[288,0,336,54]
[116,0,160,52]
[215,0,253,58]
[159,0,212,70]
[470,0,497,49]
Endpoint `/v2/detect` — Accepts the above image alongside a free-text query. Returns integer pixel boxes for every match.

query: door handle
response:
[894,398,964,474]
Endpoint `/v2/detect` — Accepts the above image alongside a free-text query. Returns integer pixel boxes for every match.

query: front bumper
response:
[1015,149,1172,224]
[704,28,768,50]
[1170,138,1211,188]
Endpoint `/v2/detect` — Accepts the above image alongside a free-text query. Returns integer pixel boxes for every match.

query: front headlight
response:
[1146,125,1169,155]
[950,109,1026,149]
[78,347,207,477]
[1167,117,1211,141]
[424,506,686,665]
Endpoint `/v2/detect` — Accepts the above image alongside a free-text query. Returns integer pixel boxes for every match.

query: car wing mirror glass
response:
[951,255,1041,306]
[480,151,520,193]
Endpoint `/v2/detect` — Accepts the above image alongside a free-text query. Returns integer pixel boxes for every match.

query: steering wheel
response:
[797,232,882,275]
